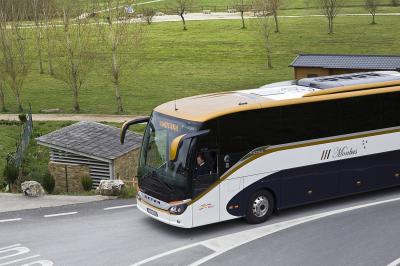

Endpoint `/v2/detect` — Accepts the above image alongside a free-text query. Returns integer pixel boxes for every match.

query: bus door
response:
[192,149,220,226]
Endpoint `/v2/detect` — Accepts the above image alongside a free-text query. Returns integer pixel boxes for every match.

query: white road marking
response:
[104,204,137,210]
[130,243,201,266]
[0,218,22,223]
[43,212,78,218]
[0,244,21,251]
[0,245,30,260]
[22,260,54,266]
[0,244,54,266]
[131,196,400,266]
[387,257,400,266]
[0,255,40,266]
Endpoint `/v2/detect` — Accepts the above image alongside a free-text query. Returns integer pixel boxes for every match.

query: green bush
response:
[42,172,55,194]
[18,113,27,123]
[0,178,7,191]
[119,186,136,199]
[81,176,93,191]
[3,161,19,188]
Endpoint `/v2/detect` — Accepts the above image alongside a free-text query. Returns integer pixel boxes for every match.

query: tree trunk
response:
[328,17,333,34]
[15,91,23,112]
[274,13,279,33]
[0,84,5,112]
[72,86,80,112]
[112,44,124,113]
[241,11,246,29]
[114,82,123,113]
[36,28,44,74]
[265,41,273,69]
[372,13,376,24]
[180,13,187,31]
[44,12,54,75]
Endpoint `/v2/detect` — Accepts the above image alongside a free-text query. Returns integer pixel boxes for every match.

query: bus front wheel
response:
[245,190,274,224]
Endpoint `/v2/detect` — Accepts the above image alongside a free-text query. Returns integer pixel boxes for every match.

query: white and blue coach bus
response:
[121,71,400,228]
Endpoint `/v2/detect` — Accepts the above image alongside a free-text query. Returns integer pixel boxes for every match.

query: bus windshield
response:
[138,112,200,200]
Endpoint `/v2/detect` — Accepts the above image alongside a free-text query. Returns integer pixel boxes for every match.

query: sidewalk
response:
[0,114,142,123]
[0,193,112,213]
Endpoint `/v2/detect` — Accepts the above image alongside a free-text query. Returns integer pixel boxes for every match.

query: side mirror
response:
[169,134,186,162]
[120,116,150,144]
[169,129,211,162]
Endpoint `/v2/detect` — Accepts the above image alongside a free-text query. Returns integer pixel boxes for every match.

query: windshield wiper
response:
[150,171,174,192]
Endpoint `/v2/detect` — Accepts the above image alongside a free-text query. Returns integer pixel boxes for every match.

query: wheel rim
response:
[252,195,269,218]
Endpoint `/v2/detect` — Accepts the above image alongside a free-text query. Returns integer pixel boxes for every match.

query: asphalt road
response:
[1,187,400,266]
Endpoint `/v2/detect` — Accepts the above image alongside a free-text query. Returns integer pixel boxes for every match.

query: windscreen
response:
[139,112,200,193]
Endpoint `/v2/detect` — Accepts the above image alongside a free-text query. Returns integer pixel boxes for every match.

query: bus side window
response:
[338,94,383,134]
[381,92,400,128]
[280,101,343,143]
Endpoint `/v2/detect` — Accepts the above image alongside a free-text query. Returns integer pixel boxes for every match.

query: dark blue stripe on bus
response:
[226,149,400,217]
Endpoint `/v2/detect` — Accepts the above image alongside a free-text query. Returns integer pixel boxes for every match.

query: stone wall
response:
[113,148,140,187]
[48,162,90,193]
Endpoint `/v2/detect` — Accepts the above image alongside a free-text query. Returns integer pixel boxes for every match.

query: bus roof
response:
[154,71,400,122]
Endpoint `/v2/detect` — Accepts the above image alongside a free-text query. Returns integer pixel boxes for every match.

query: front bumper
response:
[137,196,193,228]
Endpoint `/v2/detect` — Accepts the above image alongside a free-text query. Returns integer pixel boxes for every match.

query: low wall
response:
[48,162,90,193]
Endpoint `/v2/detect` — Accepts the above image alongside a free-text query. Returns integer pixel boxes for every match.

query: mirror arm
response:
[120,116,150,144]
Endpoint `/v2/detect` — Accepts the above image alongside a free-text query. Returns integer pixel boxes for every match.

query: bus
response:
[121,71,400,228]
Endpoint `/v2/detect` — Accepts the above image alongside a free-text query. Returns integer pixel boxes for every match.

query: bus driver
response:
[194,154,211,178]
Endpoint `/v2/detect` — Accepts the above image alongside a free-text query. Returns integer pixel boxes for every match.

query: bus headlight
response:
[169,203,188,215]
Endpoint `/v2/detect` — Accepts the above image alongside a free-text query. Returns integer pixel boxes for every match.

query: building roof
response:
[36,121,142,161]
[290,54,400,70]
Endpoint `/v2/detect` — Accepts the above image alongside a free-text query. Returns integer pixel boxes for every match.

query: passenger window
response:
[381,92,400,128]
[338,94,383,134]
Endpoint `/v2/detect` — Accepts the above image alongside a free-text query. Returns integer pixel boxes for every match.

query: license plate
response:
[147,208,158,217]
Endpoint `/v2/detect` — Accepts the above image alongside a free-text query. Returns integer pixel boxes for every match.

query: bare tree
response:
[99,0,146,113]
[365,0,379,24]
[32,0,44,74]
[175,0,193,31]
[0,1,29,112]
[53,2,95,112]
[232,0,249,29]
[143,7,156,25]
[268,0,282,33]
[252,0,273,69]
[320,0,341,34]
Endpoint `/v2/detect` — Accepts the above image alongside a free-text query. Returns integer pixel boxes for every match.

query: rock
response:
[21,181,45,197]
[97,180,125,196]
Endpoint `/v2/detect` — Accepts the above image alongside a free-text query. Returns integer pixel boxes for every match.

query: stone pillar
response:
[113,148,140,188]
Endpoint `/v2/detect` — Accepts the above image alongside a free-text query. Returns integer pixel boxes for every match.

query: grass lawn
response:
[2,15,399,115]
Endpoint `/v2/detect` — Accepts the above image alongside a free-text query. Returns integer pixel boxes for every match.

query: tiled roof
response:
[290,54,400,70]
[36,121,142,160]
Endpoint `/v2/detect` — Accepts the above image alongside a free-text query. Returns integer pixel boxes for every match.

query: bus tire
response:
[245,189,274,224]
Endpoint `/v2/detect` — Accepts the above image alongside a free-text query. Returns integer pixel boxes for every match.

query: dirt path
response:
[0,114,142,123]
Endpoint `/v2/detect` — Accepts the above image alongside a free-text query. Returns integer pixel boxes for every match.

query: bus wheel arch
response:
[245,188,275,224]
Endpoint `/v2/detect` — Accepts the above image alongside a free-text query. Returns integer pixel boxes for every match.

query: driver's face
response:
[196,156,204,166]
